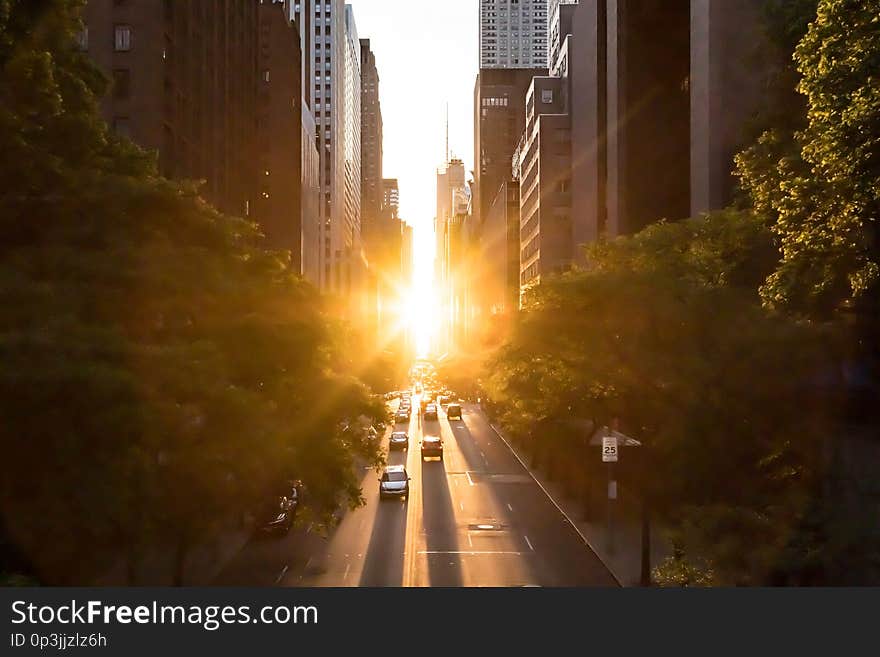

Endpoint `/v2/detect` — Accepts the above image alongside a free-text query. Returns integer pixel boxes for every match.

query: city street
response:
[215,399,618,587]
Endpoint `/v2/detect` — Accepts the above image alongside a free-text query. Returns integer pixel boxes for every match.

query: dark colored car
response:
[256,495,295,537]
[446,403,462,420]
[389,431,409,450]
[424,403,438,421]
[421,435,443,460]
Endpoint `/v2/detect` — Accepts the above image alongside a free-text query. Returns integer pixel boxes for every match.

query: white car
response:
[379,465,410,500]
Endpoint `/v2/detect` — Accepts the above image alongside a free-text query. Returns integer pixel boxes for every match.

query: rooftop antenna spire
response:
[445,102,449,165]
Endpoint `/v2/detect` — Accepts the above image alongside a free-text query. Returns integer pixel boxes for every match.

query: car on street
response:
[446,403,462,420]
[424,403,438,421]
[395,409,410,423]
[378,465,410,500]
[421,435,443,460]
[389,431,409,450]
[255,495,295,537]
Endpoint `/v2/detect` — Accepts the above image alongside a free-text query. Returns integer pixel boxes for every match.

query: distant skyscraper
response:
[479,0,549,69]
[382,179,400,221]
[360,39,383,248]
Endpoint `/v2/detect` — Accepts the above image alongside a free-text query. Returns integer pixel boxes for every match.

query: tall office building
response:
[256,1,308,266]
[479,0,549,69]
[341,5,362,298]
[360,39,383,249]
[81,0,260,218]
[294,1,360,296]
[473,67,545,230]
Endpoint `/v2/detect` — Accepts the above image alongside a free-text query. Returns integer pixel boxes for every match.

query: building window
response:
[541,89,553,103]
[114,25,131,51]
[112,69,130,99]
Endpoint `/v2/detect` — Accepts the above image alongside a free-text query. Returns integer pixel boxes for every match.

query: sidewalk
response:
[489,422,671,587]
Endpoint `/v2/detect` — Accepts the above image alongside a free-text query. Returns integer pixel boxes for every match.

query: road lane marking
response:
[488,422,622,587]
[343,563,350,581]
[459,501,464,511]
[304,557,313,570]
[467,534,473,548]
[274,565,289,585]
[466,471,476,486]
[524,535,534,552]
[507,503,514,512]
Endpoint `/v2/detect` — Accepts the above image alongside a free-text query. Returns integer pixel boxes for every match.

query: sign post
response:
[602,434,618,554]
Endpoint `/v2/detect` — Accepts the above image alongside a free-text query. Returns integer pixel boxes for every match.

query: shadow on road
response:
[420,450,463,587]
[358,448,408,586]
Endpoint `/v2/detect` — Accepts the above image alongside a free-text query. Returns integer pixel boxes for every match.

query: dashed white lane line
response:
[304,557,313,570]
[459,501,464,511]
[507,503,514,512]
[467,533,473,548]
[343,563,350,581]
[274,565,289,585]
[524,535,534,552]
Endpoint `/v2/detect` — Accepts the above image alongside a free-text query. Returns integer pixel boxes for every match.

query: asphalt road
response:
[215,397,618,587]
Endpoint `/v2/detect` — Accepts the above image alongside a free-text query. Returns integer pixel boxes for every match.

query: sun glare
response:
[408,217,436,359]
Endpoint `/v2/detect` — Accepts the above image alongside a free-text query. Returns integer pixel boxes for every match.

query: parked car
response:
[421,435,443,459]
[255,495,295,537]
[378,465,410,500]
[446,403,462,420]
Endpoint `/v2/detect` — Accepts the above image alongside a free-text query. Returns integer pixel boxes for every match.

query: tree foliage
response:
[0,0,384,584]
[738,0,880,315]
[487,212,835,584]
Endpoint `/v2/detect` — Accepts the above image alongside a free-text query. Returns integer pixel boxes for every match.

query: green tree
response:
[0,0,384,585]
[487,212,832,585]
[738,0,880,315]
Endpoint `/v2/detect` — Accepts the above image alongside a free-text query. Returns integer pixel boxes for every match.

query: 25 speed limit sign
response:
[602,436,619,462]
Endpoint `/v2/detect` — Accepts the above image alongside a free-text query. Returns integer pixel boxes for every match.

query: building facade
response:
[81,0,260,219]
[473,67,546,238]
[255,1,303,261]
[294,0,361,298]
[482,180,521,317]
[516,77,571,297]
[479,0,549,69]
[360,38,383,250]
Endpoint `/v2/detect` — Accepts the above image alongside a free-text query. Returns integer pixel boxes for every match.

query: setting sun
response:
[407,216,436,359]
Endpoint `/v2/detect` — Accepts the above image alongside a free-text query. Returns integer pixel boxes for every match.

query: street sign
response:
[602,435,619,462]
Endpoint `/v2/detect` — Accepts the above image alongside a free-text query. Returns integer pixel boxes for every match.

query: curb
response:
[488,422,624,587]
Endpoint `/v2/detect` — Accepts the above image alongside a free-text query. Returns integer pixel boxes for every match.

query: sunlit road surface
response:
[215,397,618,587]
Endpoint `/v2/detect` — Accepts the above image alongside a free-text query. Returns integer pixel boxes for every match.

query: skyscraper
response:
[294,1,360,296]
[360,39,383,247]
[479,0,549,69]
[341,5,362,297]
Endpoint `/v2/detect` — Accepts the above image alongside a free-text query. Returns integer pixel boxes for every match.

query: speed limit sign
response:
[602,435,619,462]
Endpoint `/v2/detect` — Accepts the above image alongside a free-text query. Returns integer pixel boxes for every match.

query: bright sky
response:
[349,1,478,355]
[349,0,478,222]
